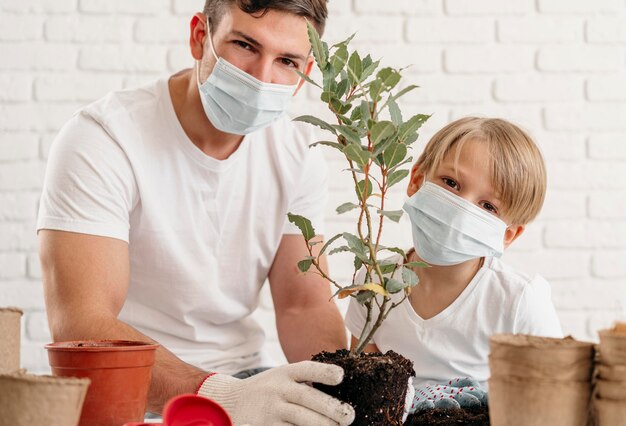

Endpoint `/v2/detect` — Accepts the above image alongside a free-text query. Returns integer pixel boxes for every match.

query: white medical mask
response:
[402,181,508,266]
[196,19,298,135]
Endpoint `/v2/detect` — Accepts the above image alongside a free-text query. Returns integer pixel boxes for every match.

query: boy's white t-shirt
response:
[37,78,328,374]
[345,254,563,389]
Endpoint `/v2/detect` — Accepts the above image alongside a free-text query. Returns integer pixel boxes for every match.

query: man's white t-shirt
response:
[345,254,563,388]
[37,78,328,374]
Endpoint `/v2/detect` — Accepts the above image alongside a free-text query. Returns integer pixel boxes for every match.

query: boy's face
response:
[407,138,525,248]
[191,5,313,91]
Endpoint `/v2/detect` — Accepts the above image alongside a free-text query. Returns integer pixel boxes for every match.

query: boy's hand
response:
[197,361,355,425]
[409,377,487,413]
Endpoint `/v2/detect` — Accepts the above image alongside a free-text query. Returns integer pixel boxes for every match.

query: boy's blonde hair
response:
[416,117,546,225]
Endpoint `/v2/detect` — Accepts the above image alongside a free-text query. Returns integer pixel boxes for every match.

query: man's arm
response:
[39,230,207,413]
[268,234,347,361]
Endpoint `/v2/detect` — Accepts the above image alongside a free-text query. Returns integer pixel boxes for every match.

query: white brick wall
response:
[1,0,625,374]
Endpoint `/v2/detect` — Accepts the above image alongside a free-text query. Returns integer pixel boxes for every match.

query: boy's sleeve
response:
[513,275,563,338]
[37,112,137,242]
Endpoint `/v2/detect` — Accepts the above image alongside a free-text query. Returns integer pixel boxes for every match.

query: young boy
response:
[345,117,563,412]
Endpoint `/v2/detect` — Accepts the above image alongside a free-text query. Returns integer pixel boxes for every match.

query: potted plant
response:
[287,23,430,425]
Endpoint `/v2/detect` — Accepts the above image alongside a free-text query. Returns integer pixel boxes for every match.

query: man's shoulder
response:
[83,78,165,122]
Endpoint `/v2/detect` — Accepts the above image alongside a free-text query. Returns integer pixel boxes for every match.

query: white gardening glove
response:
[197,361,355,426]
[403,378,415,423]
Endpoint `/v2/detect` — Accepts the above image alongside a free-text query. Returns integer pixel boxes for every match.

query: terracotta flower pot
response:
[0,307,22,374]
[46,340,159,426]
[0,372,90,425]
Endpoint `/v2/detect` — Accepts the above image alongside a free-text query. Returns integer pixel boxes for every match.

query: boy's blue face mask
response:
[403,182,508,266]
[196,18,298,135]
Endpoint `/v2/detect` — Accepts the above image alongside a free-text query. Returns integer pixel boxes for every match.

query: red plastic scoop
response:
[124,393,232,426]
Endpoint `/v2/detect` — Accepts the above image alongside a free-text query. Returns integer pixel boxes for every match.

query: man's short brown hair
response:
[203,0,328,35]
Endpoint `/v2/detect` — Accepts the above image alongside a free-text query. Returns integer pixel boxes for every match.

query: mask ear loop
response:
[197,16,220,87]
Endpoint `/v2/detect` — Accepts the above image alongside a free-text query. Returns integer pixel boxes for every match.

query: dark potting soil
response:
[404,406,490,426]
[312,349,414,426]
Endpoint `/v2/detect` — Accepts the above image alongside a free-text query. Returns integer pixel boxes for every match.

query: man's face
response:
[199,5,313,86]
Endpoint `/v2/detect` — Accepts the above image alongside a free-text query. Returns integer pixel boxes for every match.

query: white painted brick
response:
[544,221,626,249]
[25,310,50,342]
[406,18,494,44]
[355,0,441,15]
[588,134,626,159]
[0,133,39,161]
[545,105,626,131]
[324,17,403,44]
[495,75,582,102]
[134,17,189,43]
[551,280,626,310]
[0,223,37,252]
[592,252,626,278]
[27,253,41,279]
[537,46,622,72]
[587,76,626,101]
[0,104,81,132]
[0,0,76,14]
[540,191,586,220]
[498,18,583,43]
[588,191,626,219]
[0,15,43,41]
[445,46,535,73]
[586,18,626,43]
[445,0,532,15]
[0,253,26,279]
[534,132,586,161]
[506,223,543,252]
[20,341,50,374]
[0,74,32,102]
[78,0,168,15]
[451,105,542,131]
[538,0,623,14]
[40,133,56,160]
[45,16,133,42]
[34,74,124,102]
[172,0,203,16]
[0,281,44,308]
[501,251,590,280]
[548,161,626,190]
[586,311,626,340]
[0,162,42,191]
[327,0,352,15]
[167,46,192,72]
[0,43,78,71]
[122,75,164,90]
[556,311,592,341]
[79,45,167,72]
[401,76,491,104]
[0,193,39,221]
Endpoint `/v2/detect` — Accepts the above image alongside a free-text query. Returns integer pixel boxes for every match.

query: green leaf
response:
[392,84,419,102]
[336,202,359,214]
[343,144,372,167]
[388,98,403,126]
[310,140,345,150]
[354,255,363,271]
[386,277,406,294]
[361,59,380,82]
[378,209,403,223]
[333,124,362,144]
[347,51,362,86]
[343,232,366,254]
[294,115,337,135]
[379,260,398,275]
[336,79,349,98]
[377,67,401,90]
[355,290,374,304]
[382,247,407,260]
[404,261,430,268]
[356,178,373,201]
[287,213,316,242]
[360,101,371,123]
[298,258,313,272]
[294,69,321,89]
[328,245,351,256]
[383,142,407,169]
[398,114,430,143]
[370,121,395,146]
[307,21,327,69]
[369,80,383,102]
[319,233,342,256]
[332,32,356,49]
[362,54,373,71]
[402,266,419,287]
[331,45,349,74]
[387,169,409,188]
[388,156,414,173]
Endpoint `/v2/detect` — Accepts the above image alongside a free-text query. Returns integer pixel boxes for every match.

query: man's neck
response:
[168,69,244,161]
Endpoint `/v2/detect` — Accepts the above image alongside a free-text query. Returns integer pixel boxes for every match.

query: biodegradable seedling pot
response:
[598,329,626,366]
[596,379,626,401]
[489,355,593,382]
[0,372,89,426]
[598,364,626,382]
[594,397,626,426]
[489,375,591,426]
[0,307,23,374]
[46,340,159,426]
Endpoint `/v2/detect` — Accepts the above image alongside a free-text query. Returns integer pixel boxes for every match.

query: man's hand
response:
[197,361,355,426]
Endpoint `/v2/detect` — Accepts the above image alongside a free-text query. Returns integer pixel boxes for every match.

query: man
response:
[37,1,355,424]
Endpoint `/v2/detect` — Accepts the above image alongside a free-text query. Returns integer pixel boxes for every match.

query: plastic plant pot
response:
[123,394,233,426]
[46,340,159,426]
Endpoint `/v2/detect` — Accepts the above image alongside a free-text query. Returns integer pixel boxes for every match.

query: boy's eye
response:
[442,177,459,190]
[480,201,498,215]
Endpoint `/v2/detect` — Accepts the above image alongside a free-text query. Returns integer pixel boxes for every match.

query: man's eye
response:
[233,40,252,50]
[279,58,297,68]
[442,177,459,190]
